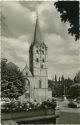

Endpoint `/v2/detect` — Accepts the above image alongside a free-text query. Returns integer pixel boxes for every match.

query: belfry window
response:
[42,59,44,63]
[39,80,42,88]
[42,50,44,54]
[41,64,43,68]
[26,72,28,76]
[36,58,39,62]
[36,50,39,53]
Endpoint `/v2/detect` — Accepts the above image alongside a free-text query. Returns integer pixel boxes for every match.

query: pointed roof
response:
[23,64,32,77]
[34,16,43,43]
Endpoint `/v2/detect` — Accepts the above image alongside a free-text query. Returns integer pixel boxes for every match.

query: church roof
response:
[34,17,43,43]
[23,64,32,77]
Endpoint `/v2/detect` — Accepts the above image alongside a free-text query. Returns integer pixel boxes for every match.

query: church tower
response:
[29,16,52,101]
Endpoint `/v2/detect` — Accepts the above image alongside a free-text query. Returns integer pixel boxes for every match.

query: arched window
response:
[26,72,28,76]
[41,64,43,68]
[36,58,39,62]
[42,46,44,49]
[42,50,44,54]
[36,49,39,53]
[42,59,44,63]
[39,80,42,88]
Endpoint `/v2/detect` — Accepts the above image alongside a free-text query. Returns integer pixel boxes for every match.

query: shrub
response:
[1,99,57,113]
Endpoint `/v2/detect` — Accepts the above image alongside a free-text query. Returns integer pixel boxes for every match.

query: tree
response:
[48,75,76,98]
[48,79,56,96]
[74,71,80,83]
[54,1,79,41]
[55,74,57,83]
[1,58,25,99]
[58,77,60,82]
[0,12,13,37]
[68,71,80,99]
[64,78,74,97]
[61,75,64,82]
[0,12,7,35]
[69,84,80,99]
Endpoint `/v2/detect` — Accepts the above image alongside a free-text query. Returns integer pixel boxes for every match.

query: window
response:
[39,80,42,88]
[42,50,44,54]
[36,58,39,62]
[36,50,39,53]
[41,64,43,68]
[42,59,44,63]
[26,72,28,76]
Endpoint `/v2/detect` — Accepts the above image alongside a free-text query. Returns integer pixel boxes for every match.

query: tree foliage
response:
[54,1,79,41]
[74,70,80,83]
[69,84,80,99]
[1,58,25,99]
[48,71,80,98]
[48,75,74,97]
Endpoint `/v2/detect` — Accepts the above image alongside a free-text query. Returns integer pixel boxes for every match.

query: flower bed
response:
[1,99,57,123]
[1,99,56,113]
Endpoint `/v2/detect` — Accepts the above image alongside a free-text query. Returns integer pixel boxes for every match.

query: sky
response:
[1,1,80,79]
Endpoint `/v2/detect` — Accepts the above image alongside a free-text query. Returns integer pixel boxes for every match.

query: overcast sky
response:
[1,1,80,79]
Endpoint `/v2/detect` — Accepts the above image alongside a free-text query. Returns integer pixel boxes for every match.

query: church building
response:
[22,16,52,102]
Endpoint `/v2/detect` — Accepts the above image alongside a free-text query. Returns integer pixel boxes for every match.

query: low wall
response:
[1,109,59,124]
[2,108,55,120]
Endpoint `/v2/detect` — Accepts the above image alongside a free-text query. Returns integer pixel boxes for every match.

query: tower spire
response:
[33,9,42,43]
[36,7,38,20]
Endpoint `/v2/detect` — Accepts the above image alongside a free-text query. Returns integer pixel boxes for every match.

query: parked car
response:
[76,97,80,103]
[68,101,80,108]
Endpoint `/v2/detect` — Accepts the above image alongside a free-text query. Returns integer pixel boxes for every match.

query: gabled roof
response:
[23,64,32,77]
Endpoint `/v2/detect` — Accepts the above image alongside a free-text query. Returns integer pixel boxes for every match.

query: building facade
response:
[23,17,52,102]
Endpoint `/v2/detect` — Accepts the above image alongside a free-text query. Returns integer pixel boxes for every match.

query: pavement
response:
[56,100,80,124]
[56,100,80,113]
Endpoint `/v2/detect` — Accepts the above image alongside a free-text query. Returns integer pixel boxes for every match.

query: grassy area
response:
[56,99,80,124]
[56,111,80,124]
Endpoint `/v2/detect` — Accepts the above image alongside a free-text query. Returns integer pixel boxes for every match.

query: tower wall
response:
[28,17,52,102]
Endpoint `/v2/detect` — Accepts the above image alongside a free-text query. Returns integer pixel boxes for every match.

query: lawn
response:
[56,99,80,124]
[56,111,80,124]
